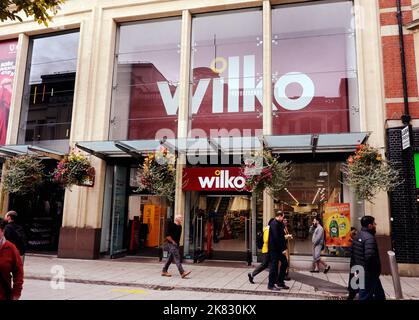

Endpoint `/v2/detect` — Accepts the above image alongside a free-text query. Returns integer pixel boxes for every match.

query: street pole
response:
[388,250,404,300]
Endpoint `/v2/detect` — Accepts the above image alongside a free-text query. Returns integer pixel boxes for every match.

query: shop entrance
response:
[189,194,252,262]
[272,161,363,258]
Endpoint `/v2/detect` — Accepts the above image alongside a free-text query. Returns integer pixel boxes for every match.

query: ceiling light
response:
[317,179,325,183]
[285,188,299,205]
[312,188,320,204]
[319,171,328,177]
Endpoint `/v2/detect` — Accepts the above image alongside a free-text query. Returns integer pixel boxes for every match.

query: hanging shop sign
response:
[401,126,410,150]
[324,203,351,247]
[182,167,246,191]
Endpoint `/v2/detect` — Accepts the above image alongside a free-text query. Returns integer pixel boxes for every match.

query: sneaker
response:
[181,271,191,278]
[310,270,320,273]
[248,273,255,284]
[324,266,331,274]
[277,283,290,290]
[284,275,291,281]
[161,272,172,277]
[267,286,281,291]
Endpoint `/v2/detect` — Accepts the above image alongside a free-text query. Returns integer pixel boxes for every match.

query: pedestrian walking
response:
[351,216,385,300]
[0,219,24,300]
[161,215,191,278]
[309,216,330,273]
[347,226,359,300]
[283,218,293,281]
[248,218,273,284]
[267,211,289,291]
[4,211,26,263]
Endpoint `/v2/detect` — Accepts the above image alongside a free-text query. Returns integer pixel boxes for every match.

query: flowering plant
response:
[341,144,401,202]
[242,151,292,198]
[2,155,44,195]
[53,152,95,188]
[136,146,176,202]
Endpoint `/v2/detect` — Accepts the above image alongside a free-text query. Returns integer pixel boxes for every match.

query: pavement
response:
[20,254,419,300]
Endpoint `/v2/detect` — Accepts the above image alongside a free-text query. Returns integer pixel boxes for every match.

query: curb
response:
[25,275,347,300]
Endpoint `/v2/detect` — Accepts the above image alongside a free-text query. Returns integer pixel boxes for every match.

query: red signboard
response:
[182,167,246,191]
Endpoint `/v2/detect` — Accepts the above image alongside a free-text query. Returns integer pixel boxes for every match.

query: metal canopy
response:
[75,133,369,159]
[0,145,64,159]
[265,132,370,154]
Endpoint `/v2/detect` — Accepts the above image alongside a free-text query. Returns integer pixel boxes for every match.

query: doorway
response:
[189,194,253,261]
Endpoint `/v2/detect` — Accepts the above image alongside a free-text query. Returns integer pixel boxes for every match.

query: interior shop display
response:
[143,204,161,247]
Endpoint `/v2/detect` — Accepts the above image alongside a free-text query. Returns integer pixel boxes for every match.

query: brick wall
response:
[380,0,418,120]
[387,127,419,263]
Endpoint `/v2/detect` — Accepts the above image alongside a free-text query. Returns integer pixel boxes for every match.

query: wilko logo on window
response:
[183,167,246,191]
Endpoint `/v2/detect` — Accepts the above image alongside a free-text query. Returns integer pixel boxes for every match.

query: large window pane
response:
[272,1,359,135]
[110,18,182,140]
[190,9,263,138]
[19,31,80,152]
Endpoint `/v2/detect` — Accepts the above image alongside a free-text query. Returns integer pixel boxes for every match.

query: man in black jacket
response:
[4,211,26,261]
[350,215,385,300]
[267,211,289,291]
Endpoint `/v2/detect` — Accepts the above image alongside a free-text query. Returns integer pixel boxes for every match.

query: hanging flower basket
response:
[242,151,292,198]
[2,155,44,195]
[136,146,176,202]
[341,144,401,202]
[53,152,95,188]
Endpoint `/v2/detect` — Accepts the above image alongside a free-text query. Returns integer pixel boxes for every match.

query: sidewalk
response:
[22,255,419,300]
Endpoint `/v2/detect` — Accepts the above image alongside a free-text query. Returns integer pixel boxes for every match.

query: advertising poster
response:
[0,39,17,146]
[324,203,351,247]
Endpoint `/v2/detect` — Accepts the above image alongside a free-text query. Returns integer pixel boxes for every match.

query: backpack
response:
[256,230,264,249]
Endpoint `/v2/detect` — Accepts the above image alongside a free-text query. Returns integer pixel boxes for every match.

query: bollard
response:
[387,251,404,300]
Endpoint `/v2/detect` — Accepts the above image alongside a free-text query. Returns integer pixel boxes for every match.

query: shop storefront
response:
[0,30,80,252]
[74,0,367,262]
[0,0,401,272]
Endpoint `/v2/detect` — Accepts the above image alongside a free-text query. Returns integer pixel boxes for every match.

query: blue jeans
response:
[359,275,386,300]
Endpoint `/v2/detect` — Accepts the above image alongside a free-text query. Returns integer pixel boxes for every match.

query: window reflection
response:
[272,1,359,135]
[190,10,263,137]
[20,31,80,152]
[111,18,182,140]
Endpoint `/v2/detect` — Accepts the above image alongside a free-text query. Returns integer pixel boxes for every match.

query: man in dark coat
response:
[350,215,385,300]
[4,211,26,260]
[267,211,289,291]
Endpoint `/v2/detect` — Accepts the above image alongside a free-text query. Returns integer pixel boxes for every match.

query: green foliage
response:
[136,147,176,202]
[2,154,44,195]
[341,144,402,202]
[0,0,65,26]
[242,151,292,199]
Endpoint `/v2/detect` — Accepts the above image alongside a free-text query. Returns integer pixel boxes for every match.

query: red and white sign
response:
[182,167,246,191]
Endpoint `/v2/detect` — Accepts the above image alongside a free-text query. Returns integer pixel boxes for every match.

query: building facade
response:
[0,0,416,275]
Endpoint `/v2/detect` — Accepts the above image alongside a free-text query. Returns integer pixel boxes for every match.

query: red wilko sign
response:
[182,167,246,191]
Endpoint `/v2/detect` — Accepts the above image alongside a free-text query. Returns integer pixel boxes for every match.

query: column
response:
[262,0,274,226]
[174,10,192,246]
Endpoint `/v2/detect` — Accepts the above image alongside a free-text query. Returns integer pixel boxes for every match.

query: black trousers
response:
[268,252,288,288]
[251,253,270,277]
